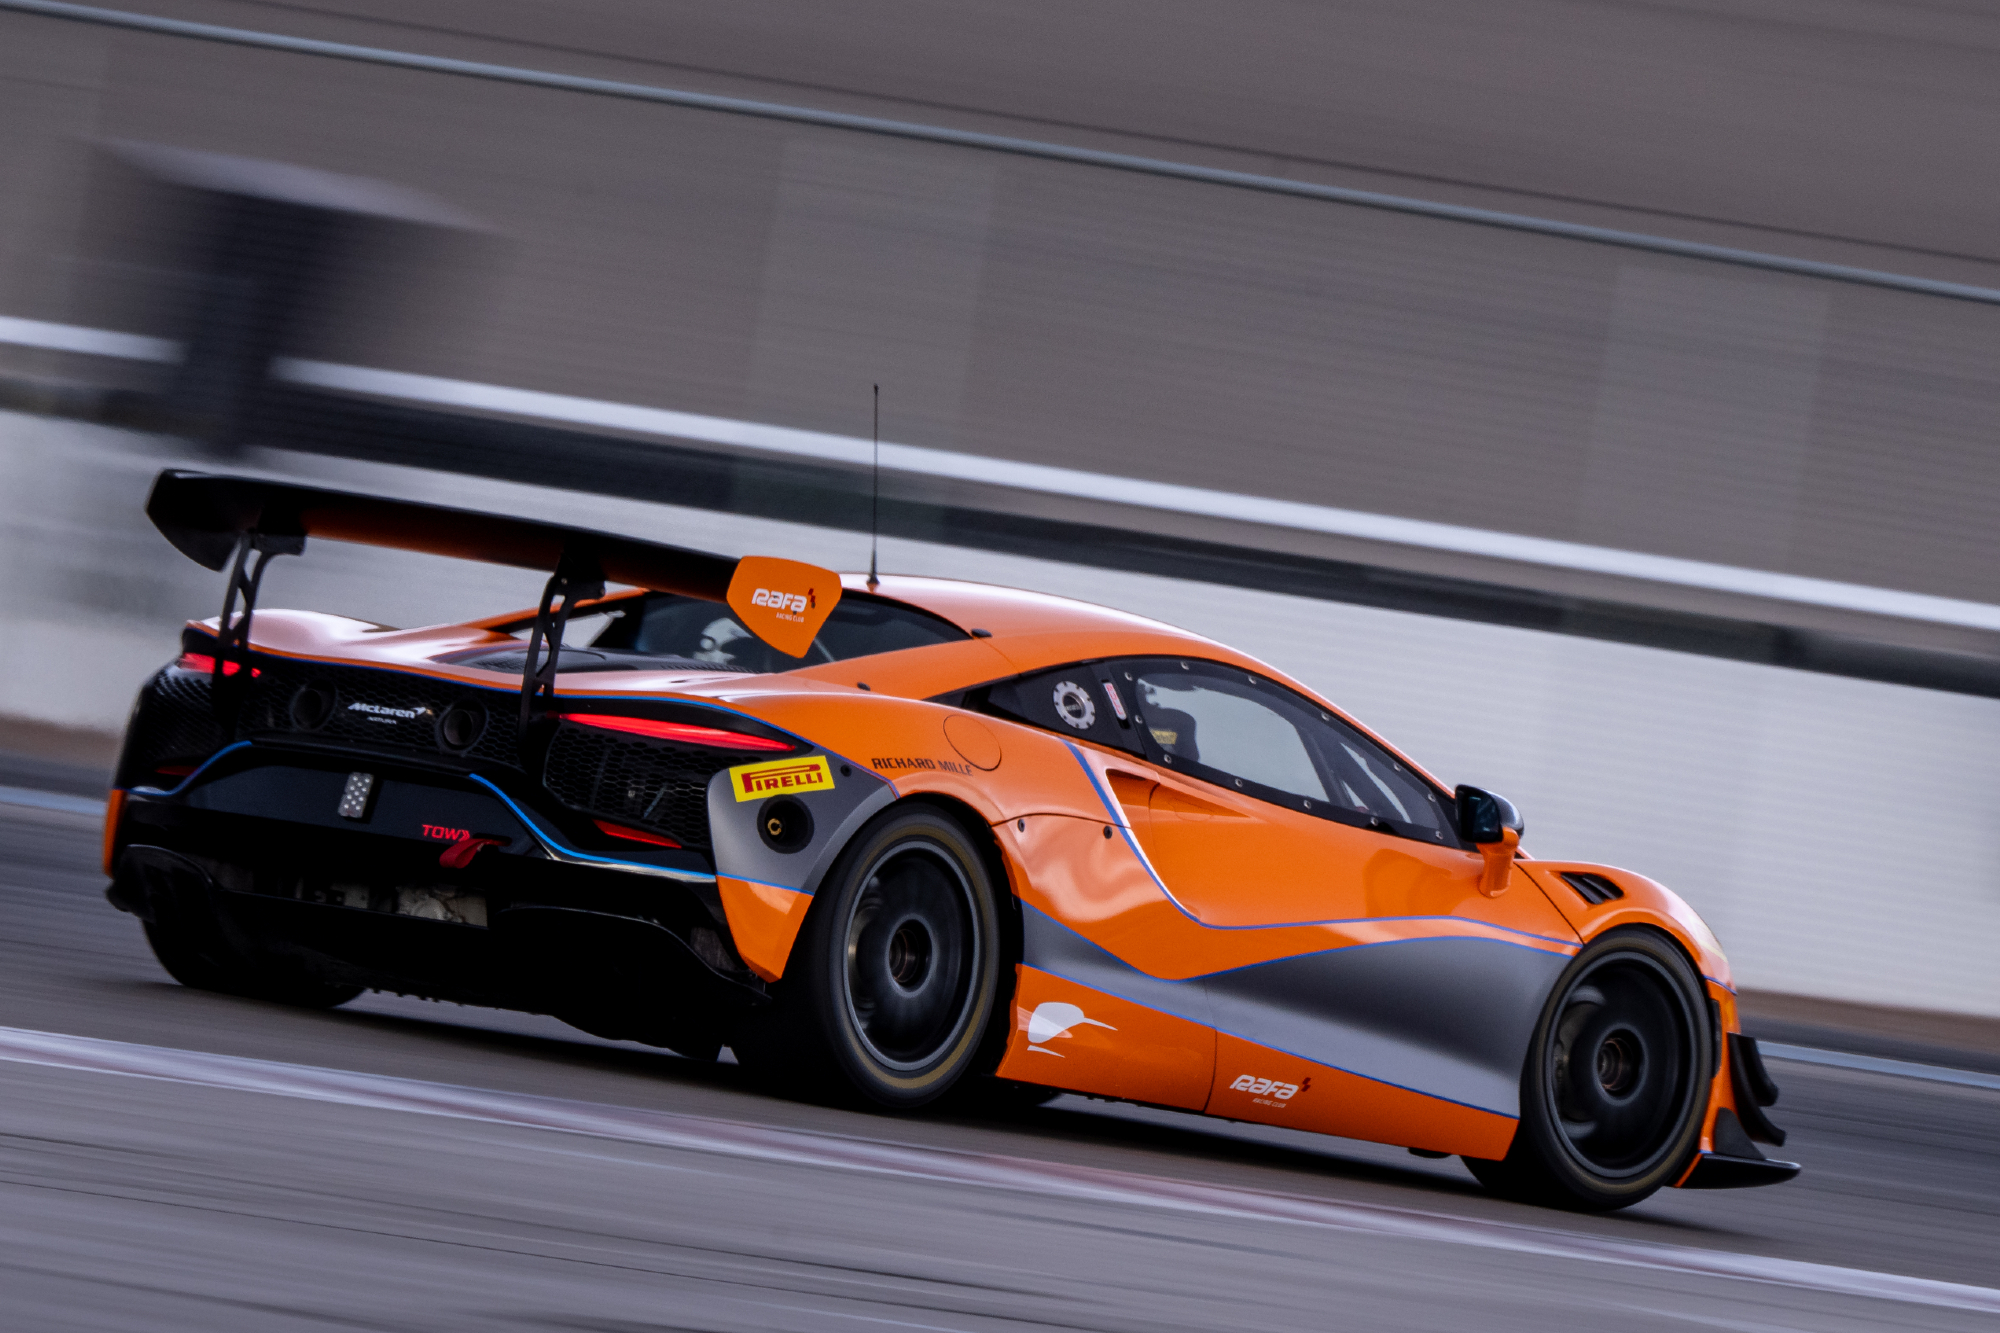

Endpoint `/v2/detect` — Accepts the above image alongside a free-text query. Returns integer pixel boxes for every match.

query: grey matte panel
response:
[705,753,894,895]
[1021,905,1214,1029]
[1023,906,1566,1115]
[1204,937,1569,1116]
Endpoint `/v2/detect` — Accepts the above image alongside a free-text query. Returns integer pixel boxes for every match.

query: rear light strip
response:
[562,713,791,752]
[176,651,257,677]
[593,819,683,848]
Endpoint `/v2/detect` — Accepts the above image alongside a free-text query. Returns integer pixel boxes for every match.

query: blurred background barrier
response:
[2,0,1999,1018]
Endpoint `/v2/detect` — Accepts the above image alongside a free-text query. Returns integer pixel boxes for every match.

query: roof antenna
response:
[867,383,881,590]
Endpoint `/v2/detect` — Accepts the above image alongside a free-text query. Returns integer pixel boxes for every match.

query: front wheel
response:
[1466,929,1712,1211]
[735,805,1004,1109]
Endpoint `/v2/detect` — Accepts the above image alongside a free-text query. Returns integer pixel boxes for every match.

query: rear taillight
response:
[562,713,791,752]
[593,819,683,848]
[175,651,257,677]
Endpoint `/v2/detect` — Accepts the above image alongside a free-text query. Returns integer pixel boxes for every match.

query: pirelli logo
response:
[729,755,834,802]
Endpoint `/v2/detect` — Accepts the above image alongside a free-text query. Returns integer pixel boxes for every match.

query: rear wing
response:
[145,469,842,724]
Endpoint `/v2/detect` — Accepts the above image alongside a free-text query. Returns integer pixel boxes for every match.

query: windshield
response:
[586,591,966,672]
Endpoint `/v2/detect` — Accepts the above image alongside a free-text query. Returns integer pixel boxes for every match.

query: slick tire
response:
[144,907,362,1010]
[1465,928,1711,1212]
[736,805,1003,1110]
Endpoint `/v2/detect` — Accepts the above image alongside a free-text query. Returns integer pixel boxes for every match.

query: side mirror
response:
[1455,785,1524,898]
[1455,785,1524,845]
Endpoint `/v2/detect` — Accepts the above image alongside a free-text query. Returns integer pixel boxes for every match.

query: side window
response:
[1125,661,1326,802]
[1120,658,1455,844]
[979,664,1142,754]
[1312,725,1455,843]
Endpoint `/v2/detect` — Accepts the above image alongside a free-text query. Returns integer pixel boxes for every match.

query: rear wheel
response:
[145,905,361,1009]
[1466,929,1710,1211]
[735,805,1002,1109]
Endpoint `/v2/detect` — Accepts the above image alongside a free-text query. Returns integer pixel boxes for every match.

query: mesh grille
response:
[123,669,227,779]
[123,654,725,851]
[541,724,731,850]
[243,658,522,767]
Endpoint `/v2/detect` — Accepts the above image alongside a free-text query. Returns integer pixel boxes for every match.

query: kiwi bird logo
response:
[1026,1001,1115,1056]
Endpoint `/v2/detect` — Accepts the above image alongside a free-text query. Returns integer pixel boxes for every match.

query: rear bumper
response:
[108,748,769,1028]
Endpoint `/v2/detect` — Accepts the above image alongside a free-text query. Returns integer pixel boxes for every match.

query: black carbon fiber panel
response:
[121,655,738,851]
[123,668,227,778]
[243,658,522,766]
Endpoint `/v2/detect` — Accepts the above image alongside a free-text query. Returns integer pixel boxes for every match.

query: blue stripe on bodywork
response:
[1020,903,1558,1117]
[128,740,252,797]
[467,773,715,882]
[730,874,808,896]
[1059,740,1576,948]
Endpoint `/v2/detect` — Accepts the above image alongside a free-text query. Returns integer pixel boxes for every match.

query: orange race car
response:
[104,471,1798,1210]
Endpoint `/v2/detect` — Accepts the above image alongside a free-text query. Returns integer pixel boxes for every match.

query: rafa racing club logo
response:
[726,555,841,658]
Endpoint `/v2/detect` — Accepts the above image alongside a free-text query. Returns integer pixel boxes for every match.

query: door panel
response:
[1208,1031,1519,1157]
[1135,767,1500,929]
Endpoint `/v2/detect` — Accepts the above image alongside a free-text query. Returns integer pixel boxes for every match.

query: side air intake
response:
[1559,871,1625,905]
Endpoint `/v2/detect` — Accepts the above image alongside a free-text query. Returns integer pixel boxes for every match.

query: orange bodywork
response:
[176,568,1749,1176]
[716,876,814,983]
[997,967,1214,1110]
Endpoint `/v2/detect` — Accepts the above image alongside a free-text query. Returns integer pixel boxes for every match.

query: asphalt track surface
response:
[5,797,1999,1331]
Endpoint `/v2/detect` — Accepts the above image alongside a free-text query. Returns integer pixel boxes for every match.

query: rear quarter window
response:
[589,591,965,671]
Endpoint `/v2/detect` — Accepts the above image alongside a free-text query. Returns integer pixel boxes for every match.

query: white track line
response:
[1763,1042,2000,1092]
[8,310,2000,633]
[0,315,178,362]
[0,1025,1995,1315]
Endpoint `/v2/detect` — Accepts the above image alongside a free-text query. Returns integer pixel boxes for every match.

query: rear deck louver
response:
[1559,871,1625,906]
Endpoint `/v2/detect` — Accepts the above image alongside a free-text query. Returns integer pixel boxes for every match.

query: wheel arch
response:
[1525,860,1733,996]
[828,790,1025,1077]
[1566,914,1759,1189]
[1486,919,1724,1207]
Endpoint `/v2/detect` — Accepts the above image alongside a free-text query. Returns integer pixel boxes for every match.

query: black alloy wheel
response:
[737,805,1003,1109]
[1466,929,1711,1211]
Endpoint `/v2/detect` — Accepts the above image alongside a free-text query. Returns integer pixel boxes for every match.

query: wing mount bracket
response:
[518,547,605,732]
[212,530,304,735]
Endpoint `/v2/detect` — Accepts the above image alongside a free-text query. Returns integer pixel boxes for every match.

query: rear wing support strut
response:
[213,530,303,735]
[519,549,604,730]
